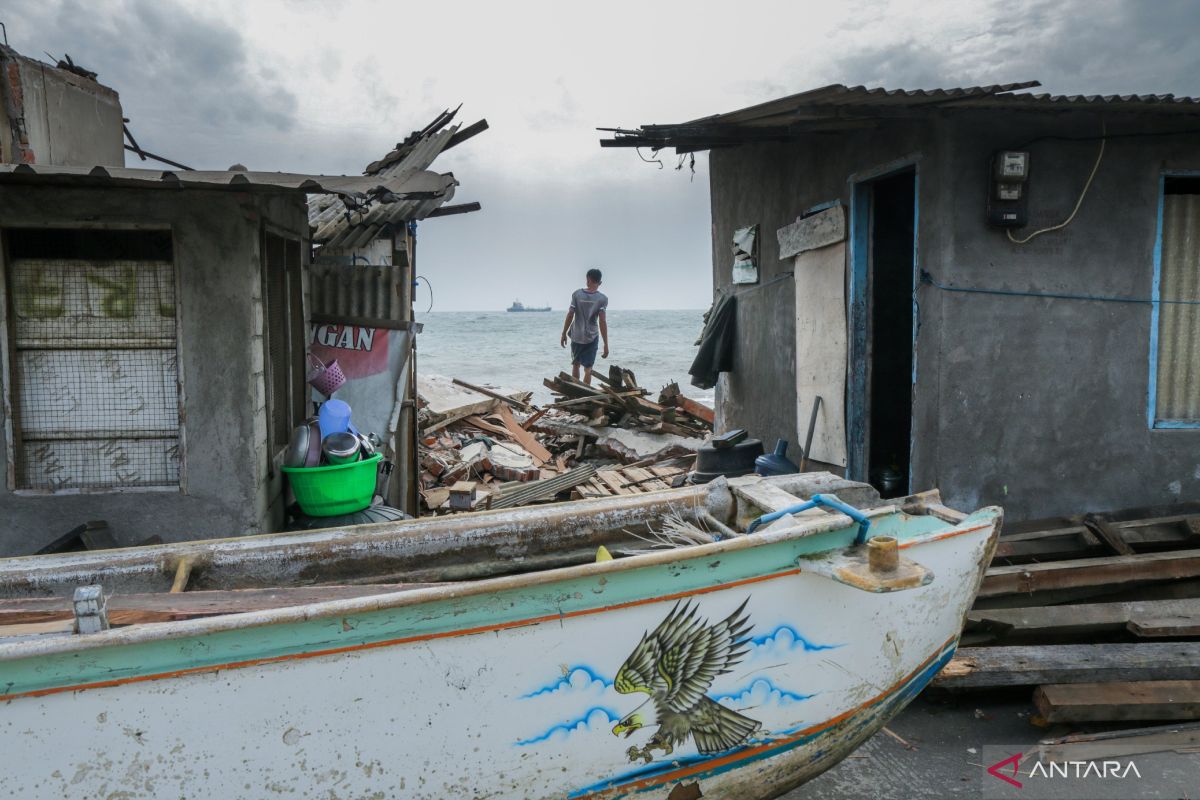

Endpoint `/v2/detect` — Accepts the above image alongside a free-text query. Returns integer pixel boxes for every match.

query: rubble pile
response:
[416,366,713,514]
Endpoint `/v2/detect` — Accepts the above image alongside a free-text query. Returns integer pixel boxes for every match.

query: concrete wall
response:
[708,120,945,463]
[708,111,1200,520]
[0,47,124,167]
[0,185,309,554]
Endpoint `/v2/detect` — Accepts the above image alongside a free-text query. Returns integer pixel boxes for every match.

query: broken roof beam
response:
[444,119,489,151]
[426,202,481,218]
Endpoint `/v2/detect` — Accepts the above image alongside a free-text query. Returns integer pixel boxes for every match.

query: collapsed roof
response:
[309,106,488,249]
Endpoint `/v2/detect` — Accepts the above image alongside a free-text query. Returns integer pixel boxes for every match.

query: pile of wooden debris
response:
[416,367,712,514]
[543,365,714,437]
[933,503,1200,743]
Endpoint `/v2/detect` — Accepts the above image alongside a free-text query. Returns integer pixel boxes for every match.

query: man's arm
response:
[598,310,609,358]
[560,308,575,348]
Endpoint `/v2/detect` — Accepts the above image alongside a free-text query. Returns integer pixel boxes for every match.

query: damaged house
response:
[0,47,482,553]
[604,81,1200,520]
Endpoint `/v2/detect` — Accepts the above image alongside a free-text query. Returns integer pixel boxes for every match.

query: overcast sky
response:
[6,0,1199,310]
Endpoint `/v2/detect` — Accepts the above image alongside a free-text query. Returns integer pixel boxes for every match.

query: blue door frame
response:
[846,160,920,486]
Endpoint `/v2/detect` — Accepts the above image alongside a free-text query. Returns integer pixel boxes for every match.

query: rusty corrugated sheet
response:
[308,263,406,322]
[308,123,461,246]
[1156,194,1200,421]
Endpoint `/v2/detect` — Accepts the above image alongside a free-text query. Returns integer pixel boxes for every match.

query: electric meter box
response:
[987,150,1030,228]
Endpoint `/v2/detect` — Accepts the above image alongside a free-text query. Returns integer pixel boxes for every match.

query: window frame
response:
[1148,171,1200,430]
[0,223,187,494]
[260,226,308,464]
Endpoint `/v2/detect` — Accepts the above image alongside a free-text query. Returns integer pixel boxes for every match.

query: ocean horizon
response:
[415,309,711,406]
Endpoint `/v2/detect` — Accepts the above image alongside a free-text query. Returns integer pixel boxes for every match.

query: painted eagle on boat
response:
[611,599,761,764]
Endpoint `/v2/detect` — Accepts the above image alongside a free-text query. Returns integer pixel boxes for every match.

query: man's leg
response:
[572,362,581,380]
[580,339,598,385]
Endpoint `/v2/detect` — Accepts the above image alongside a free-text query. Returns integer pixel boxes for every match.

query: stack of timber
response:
[572,465,689,500]
[934,504,1200,727]
[544,366,714,437]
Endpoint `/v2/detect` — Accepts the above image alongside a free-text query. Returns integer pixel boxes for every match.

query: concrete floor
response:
[781,691,1070,799]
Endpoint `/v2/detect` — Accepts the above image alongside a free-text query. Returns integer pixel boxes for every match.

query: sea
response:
[414,309,712,406]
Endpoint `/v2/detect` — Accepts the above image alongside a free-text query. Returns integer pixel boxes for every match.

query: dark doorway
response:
[864,170,916,497]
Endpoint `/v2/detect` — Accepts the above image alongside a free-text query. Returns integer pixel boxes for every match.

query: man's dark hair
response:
[586,268,602,283]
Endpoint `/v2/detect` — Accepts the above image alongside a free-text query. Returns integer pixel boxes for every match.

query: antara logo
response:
[985,752,1143,788]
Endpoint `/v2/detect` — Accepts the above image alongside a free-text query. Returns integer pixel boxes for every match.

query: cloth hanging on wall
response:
[689,292,737,390]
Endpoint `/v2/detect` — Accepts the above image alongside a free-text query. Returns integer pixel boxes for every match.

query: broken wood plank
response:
[1034,681,1200,723]
[621,467,671,491]
[934,643,1200,688]
[462,415,513,439]
[1038,720,1200,762]
[659,383,716,425]
[451,377,533,411]
[0,619,75,637]
[966,598,1200,640]
[980,549,1200,598]
[596,470,634,496]
[733,480,804,513]
[1128,616,1200,637]
[493,405,552,465]
[169,558,194,593]
[1083,513,1135,556]
[520,407,549,431]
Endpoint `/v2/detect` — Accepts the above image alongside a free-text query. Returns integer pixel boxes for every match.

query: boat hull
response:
[0,507,999,799]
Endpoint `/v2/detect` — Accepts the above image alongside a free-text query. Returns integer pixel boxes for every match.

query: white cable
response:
[1007,125,1107,245]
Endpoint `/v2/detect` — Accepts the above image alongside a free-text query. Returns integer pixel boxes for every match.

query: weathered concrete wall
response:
[930,112,1200,519]
[0,47,124,167]
[708,121,944,464]
[0,186,308,554]
[708,111,1200,521]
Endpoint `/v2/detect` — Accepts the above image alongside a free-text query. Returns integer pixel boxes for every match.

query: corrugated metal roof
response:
[601,81,1200,150]
[308,108,470,246]
[0,162,448,199]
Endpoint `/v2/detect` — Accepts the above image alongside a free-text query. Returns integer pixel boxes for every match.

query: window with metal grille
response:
[262,231,306,456]
[4,228,181,490]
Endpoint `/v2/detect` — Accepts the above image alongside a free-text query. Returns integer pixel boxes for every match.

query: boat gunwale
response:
[0,504,1000,663]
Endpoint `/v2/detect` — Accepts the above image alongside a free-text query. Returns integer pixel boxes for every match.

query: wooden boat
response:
[0,473,1000,799]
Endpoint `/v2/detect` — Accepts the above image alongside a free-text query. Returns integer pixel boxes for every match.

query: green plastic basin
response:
[281,453,381,517]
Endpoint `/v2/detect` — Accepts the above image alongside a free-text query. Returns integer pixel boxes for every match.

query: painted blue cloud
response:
[516,706,620,747]
[713,678,815,708]
[520,666,614,699]
[749,625,841,654]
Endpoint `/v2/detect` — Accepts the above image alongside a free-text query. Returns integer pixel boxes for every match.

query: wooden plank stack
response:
[544,366,713,437]
[934,504,1200,727]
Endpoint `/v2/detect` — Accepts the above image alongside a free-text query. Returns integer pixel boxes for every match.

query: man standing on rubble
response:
[560,268,609,385]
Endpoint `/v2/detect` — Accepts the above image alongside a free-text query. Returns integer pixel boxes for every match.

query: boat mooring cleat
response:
[798,535,933,593]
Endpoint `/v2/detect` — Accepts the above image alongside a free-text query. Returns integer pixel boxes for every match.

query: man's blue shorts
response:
[570,338,599,368]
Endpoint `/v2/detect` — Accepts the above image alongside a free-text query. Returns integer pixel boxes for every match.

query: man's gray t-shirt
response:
[569,289,608,344]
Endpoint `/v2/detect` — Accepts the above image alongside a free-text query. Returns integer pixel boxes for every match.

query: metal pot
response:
[322,431,361,465]
[285,420,323,468]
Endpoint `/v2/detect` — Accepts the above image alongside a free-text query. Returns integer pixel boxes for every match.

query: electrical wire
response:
[1007,124,1106,245]
[415,275,434,313]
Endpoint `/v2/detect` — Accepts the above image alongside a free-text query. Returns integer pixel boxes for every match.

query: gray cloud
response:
[818,0,1200,94]
[5,0,298,165]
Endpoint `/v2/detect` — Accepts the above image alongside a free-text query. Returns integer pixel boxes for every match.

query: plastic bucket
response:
[282,453,381,516]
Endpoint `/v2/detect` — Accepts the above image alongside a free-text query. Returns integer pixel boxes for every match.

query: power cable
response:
[415,275,434,313]
[1007,124,1106,245]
